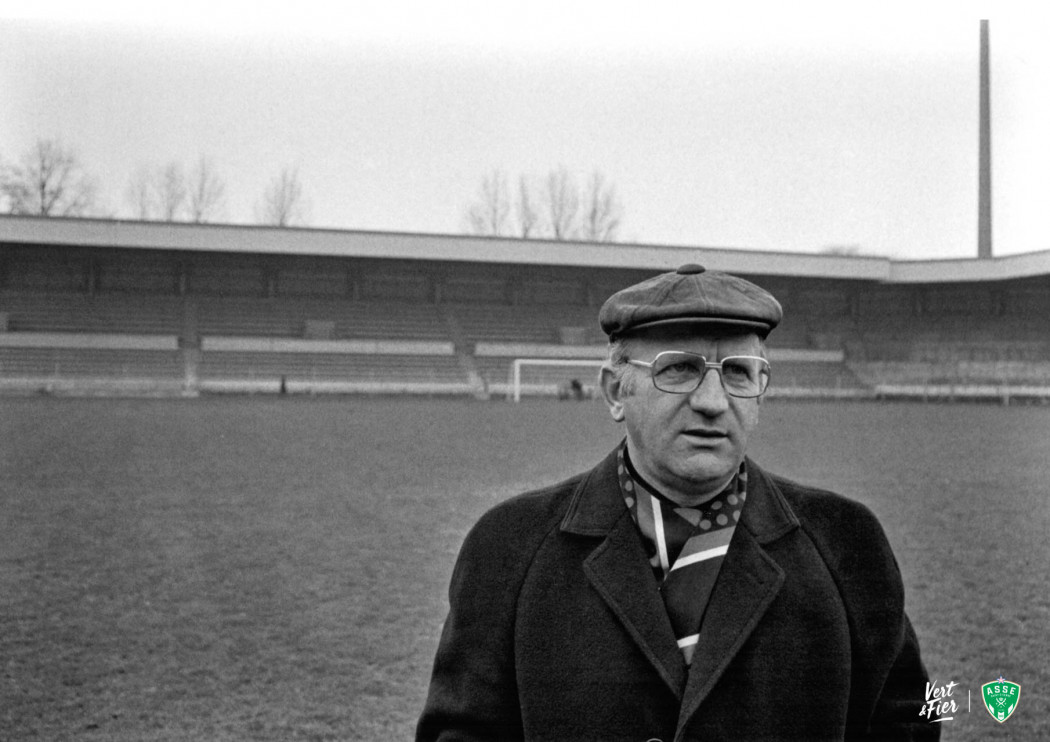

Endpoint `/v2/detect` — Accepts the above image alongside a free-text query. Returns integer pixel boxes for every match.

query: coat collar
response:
[560,448,800,730]
[559,447,629,536]
[736,457,802,543]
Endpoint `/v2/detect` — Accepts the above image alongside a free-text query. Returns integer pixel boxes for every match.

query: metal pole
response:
[978,19,993,259]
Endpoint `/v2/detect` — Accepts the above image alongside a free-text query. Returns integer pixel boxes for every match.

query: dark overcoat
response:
[418,449,937,742]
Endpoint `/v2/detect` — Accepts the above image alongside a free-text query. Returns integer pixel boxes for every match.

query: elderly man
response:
[418,265,935,741]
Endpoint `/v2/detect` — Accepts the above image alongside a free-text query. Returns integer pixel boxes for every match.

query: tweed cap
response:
[599,264,782,340]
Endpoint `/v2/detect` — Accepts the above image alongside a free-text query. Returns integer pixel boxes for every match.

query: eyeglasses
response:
[627,351,771,398]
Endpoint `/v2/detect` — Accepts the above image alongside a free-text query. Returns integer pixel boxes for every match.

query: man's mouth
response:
[683,428,727,440]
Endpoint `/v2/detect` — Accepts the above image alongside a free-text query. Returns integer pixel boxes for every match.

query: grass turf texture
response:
[1,397,1047,741]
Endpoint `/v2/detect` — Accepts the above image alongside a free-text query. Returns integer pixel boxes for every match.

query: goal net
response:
[509,358,605,402]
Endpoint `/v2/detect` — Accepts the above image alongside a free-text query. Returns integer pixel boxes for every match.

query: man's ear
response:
[600,365,626,422]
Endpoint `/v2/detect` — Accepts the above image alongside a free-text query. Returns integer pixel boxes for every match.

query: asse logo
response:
[982,677,1021,724]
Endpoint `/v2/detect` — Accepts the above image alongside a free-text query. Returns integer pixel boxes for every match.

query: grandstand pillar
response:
[181,297,199,348]
[182,348,200,395]
[177,262,188,296]
[265,266,277,297]
[181,297,200,394]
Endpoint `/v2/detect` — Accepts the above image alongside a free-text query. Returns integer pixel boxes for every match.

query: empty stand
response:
[762,319,811,349]
[450,303,599,345]
[198,351,463,381]
[769,361,866,392]
[0,289,187,392]
[0,347,182,379]
[851,360,1050,387]
[0,291,183,335]
[196,297,448,341]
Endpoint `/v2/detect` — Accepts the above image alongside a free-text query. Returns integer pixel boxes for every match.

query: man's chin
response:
[678,451,741,483]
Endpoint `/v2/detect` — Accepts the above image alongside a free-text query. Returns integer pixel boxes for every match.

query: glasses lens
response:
[720,356,770,397]
[650,352,705,393]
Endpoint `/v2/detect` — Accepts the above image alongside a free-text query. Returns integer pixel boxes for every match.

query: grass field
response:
[1,396,1047,740]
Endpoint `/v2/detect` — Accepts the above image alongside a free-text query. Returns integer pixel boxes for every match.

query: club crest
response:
[981,677,1020,723]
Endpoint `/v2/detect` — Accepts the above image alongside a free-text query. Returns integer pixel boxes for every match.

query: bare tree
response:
[0,138,97,216]
[465,169,511,236]
[516,175,539,238]
[187,156,226,223]
[464,167,625,242]
[125,165,154,219]
[124,162,183,220]
[580,171,622,242]
[256,165,307,226]
[126,156,226,223]
[156,162,187,221]
[545,166,579,240]
[0,157,22,214]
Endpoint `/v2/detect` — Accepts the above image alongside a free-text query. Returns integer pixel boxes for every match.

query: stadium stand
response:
[451,302,598,345]
[770,360,866,395]
[0,346,184,395]
[0,346,180,377]
[1,216,1049,401]
[0,292,183,334]
[197,351,468,394]
[195,297,449,340]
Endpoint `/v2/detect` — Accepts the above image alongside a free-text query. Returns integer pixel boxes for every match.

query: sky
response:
[2,1,1050,260]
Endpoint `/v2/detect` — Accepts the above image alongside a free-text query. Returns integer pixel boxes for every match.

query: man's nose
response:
[688,367,730,414]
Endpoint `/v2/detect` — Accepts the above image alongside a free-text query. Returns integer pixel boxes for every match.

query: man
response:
[418,265,935,741]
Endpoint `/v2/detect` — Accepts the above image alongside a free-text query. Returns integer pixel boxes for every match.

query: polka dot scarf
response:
[617,443,746,665]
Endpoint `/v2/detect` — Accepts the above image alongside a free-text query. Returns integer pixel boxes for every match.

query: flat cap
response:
[599,264,782,340]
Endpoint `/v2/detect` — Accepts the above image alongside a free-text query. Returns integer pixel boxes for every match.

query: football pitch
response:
[1,396,1047,741]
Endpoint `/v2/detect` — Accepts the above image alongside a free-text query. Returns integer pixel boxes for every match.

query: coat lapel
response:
[674,459,798,737]
[561,449,687,698]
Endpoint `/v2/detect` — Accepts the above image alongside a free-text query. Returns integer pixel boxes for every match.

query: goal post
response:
[510,358,606,402]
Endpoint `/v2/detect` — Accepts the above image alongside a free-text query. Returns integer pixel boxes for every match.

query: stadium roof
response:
[2,215,1050,284]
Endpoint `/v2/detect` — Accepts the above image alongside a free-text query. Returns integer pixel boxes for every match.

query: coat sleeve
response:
[863,612,940,741]
[788,480,938,741]
[417,498,548,742]
[843,531,939,741]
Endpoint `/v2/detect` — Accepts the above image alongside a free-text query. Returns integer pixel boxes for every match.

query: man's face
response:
[602,328,764,502]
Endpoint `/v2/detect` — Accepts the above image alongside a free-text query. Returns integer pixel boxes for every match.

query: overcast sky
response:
[3,1,1049,260]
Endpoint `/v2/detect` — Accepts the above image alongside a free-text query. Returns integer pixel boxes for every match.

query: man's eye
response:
[722,362,754,380]
[660,362,694,375]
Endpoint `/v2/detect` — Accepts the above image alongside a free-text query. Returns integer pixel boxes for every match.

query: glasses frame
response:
[627,351,771,398]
